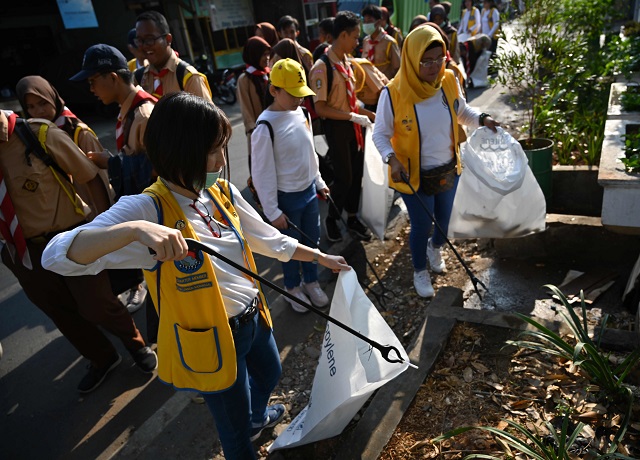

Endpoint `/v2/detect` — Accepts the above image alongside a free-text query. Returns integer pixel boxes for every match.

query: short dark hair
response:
[136,10,170,35]
[318,17,334,36]
[277,15,299,32]
[127,28,137,47]
[114,68,133,85]
[145,93,232,195]
[362,5,382,20]
[333,11,360,38]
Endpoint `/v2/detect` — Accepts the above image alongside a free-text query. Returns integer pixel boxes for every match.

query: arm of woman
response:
[456,81,499,132]
[42,195,173,275]
[488,9,500,37]
[472,9,482,34]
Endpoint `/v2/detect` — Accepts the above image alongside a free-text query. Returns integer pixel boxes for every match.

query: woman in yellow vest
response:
[459,0,481,37]
[42,92,350,459]
[481,0,501,54]
[372,25,498,299]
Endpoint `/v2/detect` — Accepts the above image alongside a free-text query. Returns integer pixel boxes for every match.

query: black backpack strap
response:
[13,119,69,181]
[301,106,310,123]
[176,60,189,91]
[319,53,333,95]
[255,119,274,145]
[133,66,146,86]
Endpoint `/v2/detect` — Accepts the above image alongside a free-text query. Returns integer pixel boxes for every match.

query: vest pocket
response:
[174,324,223,373]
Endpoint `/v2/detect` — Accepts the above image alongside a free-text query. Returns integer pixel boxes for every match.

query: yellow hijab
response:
[387,25,446,104]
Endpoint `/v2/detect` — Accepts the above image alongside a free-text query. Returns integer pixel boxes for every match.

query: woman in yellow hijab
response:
[372,25,498,298]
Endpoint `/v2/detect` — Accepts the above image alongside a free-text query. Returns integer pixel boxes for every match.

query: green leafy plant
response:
[507,285,640,399]
[433,417,586,460]
[621,130,640,173]
[620,86,640,112]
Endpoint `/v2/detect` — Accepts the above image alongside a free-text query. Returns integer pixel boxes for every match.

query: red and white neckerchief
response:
[53,106,78,128]
[0,111,32,269]
[332,59,365,151]
[151,68,170,98]
[366,30,387,62]
[115,89,156,151]
[245,65,270,82]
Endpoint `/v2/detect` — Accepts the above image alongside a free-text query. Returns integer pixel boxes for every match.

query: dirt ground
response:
[262,223,640,459]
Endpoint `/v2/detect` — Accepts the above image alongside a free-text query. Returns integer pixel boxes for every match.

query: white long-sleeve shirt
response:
[372,82,481,169]
[250,107,326,222]
[41,182,298,317]
[481,7,500,38]
[458,7,481,36]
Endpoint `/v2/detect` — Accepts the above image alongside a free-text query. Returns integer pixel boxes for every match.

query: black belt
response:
[228,297,259,332]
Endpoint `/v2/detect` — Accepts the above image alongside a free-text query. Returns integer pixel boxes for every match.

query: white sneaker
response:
[125,283,148,314]
[285,285,311,313]
[302,281,329,308]
[413,270,435,298]
[427,238,446,274]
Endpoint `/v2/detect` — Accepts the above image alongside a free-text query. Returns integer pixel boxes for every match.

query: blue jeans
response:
[202,313,281,460]
[277,183,320,289]
[401,175,459,271]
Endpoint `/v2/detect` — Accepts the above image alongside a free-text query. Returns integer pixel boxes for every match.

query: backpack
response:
[134,60,212,97]
[248,108,311,211]
[13,118,84,216]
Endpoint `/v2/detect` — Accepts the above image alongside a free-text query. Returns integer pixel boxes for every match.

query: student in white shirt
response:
[458,0,482,37]
[251,59,331,312]
[481,0,501,54]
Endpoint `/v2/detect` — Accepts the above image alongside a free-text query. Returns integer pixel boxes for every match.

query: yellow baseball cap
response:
[269,58,316,98]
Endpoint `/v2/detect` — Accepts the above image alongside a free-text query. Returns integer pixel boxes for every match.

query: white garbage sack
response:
[469,50,492,88]
[448,127,546,238]
[360,124,395,240]
[269,270,410,451]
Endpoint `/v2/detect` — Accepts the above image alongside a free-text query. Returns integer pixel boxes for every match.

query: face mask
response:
[204,170,221,189]
[363,23,377,36]
[440,21,447,28]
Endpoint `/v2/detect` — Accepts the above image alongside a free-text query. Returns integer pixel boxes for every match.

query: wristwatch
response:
[383,152,395,164]
[312,249,321,264]
[479,113,491,126]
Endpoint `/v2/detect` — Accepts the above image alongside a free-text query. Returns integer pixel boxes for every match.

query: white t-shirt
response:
[41,182,298,317]
[250,107,327,222]
[372,82,481,169]
[481,8,500,38]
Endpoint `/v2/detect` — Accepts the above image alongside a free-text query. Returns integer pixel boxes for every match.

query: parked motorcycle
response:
[194,54,238,105]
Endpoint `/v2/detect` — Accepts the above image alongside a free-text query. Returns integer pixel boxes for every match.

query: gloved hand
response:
[349,112,372,127]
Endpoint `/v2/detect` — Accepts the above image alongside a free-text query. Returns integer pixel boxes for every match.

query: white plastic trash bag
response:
[470,50,492,88]
[448,127,546,238]
[269,270,410,451]
[360,124,394,240]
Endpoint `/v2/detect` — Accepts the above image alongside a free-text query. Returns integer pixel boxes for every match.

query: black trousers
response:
[323,119,365,219]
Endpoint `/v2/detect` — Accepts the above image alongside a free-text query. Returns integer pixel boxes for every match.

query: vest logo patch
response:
[175,249,204,274]
[23,179,39,192]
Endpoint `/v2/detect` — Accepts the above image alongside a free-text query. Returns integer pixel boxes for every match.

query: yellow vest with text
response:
[386,69,461,195]
[143,179,271,393]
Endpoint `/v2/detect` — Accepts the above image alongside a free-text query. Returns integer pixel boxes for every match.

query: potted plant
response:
[492,0,558,201]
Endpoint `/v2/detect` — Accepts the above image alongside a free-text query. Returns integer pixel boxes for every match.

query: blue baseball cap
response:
[70,44,128,81]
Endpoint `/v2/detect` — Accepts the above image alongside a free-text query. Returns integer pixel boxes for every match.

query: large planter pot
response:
[519,138,554,202]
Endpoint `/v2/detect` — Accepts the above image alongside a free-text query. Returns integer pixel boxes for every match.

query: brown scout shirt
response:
[362,32,400,80]
[237,72,264,135]
[310,48,352,115]
[136,52,212,101]
[0,115,98,238]
[118,87,155,156]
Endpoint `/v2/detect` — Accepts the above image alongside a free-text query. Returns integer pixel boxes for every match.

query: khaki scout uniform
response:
[136,51,212,101]
[0,112,145,370]
[310,48,365,219]
[118,87,155,156]
[362,32,400,80]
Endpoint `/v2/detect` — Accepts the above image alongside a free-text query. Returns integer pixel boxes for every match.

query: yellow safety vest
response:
[466,7,479,35]
[385,70,461,195]
[143,178,271,393]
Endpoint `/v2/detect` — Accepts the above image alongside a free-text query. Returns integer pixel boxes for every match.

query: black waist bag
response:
[420,158,457,196]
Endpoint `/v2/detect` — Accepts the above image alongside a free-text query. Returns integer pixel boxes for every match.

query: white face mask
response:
[363,22,377,36]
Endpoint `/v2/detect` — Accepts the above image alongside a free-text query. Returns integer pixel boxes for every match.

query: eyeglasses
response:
[134,34,166,47]
[190,200,225,238]
[419,57,446,68]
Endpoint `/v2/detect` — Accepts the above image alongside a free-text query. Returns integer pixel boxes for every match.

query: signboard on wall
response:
[56,0,99,29]
[209,0,254,31]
